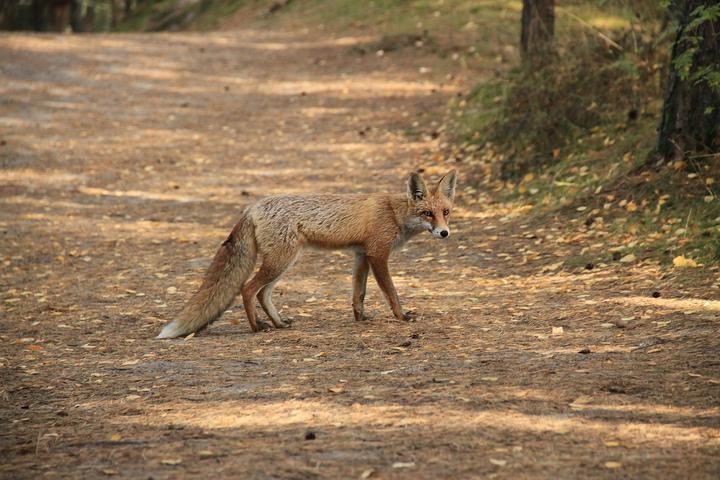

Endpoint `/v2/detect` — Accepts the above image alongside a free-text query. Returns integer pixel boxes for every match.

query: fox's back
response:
[248,193,402,249]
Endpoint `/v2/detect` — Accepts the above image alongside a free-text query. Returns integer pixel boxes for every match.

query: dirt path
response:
[1,30,719,479]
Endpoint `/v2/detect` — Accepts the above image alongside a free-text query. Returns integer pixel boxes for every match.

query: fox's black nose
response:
[440,230,449,238]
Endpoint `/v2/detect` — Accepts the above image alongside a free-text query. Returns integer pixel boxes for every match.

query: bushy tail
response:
[157,215,257,339]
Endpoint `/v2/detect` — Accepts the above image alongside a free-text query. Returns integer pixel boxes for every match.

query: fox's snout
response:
[431,228,450,239]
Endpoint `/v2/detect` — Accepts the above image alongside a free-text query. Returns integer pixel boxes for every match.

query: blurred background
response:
[1,0,718,260]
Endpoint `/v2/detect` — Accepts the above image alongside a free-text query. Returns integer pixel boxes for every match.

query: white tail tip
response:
[156,321,183,339]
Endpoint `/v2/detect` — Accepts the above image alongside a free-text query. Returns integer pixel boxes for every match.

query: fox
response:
[157,169,457,338]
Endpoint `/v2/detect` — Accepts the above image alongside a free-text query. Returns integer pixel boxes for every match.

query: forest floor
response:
[1,27,719,479]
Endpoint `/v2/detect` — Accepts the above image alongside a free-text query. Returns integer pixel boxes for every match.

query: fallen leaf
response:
[673,255,698,268]
[543,261,563,272]
[359,469,375,479]
[570,395,594,408]
[619,254,636,263]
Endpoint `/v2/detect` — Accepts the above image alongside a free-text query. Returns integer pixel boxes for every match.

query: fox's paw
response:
[255,319,272,332]
[274,318,291,329]
[354,310,371,322]
[402,311,418,322]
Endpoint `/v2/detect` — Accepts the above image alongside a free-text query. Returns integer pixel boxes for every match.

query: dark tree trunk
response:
[0,0,20,29]
[521,0,555,65]
[69,0,83,32]
[32,0,46,31]
[48,0,71,32]
[110,0,119,27]
[84,3,95,31]
[656,0,720,162]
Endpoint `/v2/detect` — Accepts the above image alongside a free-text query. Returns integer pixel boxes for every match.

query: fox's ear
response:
[437,169,457,200]
[407,172,428,201]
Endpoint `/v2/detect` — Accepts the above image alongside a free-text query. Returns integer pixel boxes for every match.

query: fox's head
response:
[406,169,457,239]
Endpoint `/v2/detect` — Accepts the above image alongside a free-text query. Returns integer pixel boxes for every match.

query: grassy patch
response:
[116,0,254,31]
[452,1,719,265]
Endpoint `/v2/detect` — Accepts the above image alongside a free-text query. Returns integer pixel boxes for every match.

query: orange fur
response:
[157,170,457,338]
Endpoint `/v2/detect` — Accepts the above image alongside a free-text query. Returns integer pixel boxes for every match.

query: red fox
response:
[157,170,457,338]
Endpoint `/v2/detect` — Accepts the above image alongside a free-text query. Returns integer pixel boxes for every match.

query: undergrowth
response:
[453,3,720,265]
[116,0,255,31]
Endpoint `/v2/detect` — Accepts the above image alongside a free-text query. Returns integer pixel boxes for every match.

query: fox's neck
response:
[387,194,424,236]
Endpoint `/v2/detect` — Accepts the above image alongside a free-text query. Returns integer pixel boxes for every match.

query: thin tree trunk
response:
[49,0,71,32]
[0,0,21,29]
[32,0,46,31]
[521,0,555,66]
[656,0,720,162]
[110,0,119,27]
[84,2,95,31]
[69,0,84,32]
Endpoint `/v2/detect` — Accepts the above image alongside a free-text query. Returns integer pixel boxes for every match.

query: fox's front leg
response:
[352,252,370,321]
[367,254,412,321]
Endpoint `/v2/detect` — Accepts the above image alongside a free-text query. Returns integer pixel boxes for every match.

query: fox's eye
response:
[443,209,450,216]
[422,210,434,217]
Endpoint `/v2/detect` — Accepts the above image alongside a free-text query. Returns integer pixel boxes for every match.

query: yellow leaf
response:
[619,254,636,263]
[673,256,698,268]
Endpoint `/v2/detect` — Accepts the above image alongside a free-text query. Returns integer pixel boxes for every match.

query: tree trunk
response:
[84,3,95,31]
[32,0,46,31]
[49,0,71,32]
[110,0,119,27]
[656,1,720,162]
[521,0,555,65]
[69,0,84,32]
[0,0,20,29]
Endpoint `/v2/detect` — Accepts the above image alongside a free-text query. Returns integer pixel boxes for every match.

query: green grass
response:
[457,78,720,265]
[116,0,254,32]
[449,0,719,266]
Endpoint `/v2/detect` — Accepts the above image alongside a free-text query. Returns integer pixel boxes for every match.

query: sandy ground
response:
[1,29,719,479]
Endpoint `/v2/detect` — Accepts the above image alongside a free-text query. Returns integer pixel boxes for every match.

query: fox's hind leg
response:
[258,279,292,328]
[242,250,298,332]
